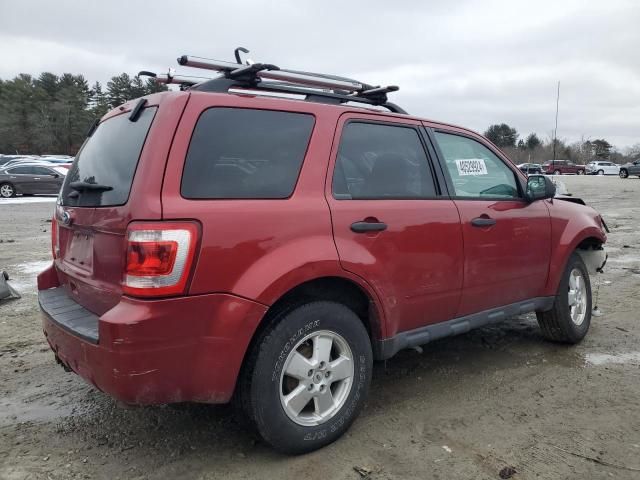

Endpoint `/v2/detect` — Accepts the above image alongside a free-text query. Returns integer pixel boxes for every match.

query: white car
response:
[587,161,620,175]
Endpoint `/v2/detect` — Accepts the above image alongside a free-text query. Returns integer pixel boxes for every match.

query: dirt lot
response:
[1,176,639,480]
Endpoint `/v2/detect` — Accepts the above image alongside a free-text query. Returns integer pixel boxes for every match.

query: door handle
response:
[351,221,387,233]
[471,217,496,227]
[34,177,41,180]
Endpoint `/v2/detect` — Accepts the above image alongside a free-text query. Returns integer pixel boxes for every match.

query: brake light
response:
[122,222,199,297]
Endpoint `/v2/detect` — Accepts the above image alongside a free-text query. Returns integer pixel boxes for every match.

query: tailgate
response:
[52,93,189,316]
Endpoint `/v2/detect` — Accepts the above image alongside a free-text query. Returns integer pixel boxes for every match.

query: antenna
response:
[553,80,560,164]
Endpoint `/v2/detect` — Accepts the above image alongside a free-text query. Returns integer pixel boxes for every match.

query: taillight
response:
[51,216,59,259]
[122,222,199,297]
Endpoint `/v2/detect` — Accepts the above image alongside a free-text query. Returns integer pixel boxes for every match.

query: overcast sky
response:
[1,0,639,149]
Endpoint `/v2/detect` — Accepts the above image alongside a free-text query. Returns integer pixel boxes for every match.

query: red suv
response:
[541,160,586,175]
[38,52,608,454]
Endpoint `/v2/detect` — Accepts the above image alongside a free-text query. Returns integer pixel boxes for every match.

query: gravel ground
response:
[1,176,639,480]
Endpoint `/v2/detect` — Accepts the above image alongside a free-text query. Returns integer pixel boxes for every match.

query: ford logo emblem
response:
[61,211,72,226]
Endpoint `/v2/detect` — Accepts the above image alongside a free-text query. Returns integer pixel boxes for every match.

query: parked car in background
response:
[0,155,38,167]
[39,158,74,169]
[618,160,640,178]
[586,161,620,175]
[541,160,586,175]
[517,163,542,175]
[0,164,66,197]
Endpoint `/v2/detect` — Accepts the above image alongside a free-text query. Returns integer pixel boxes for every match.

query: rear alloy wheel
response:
[576,170,584,175]
[554,170,561,175]
[537,253,591,343]
[597,170,604,175]
[619,169,629,178]
[242,301,372,454]
[0,183,16,198]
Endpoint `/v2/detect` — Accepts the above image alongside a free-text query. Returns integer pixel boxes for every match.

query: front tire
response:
[242,301,372,454]
[620,169,629,178]
[537,253,591,343]
[0,182,16,198]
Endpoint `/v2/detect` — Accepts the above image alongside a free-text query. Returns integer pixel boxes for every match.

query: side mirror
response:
[526,175,556,202]
[52,173,60,178]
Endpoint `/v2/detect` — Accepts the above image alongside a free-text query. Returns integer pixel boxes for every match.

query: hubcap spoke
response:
[313,335,333,364]
[284,384,314,416]
[314,389,335,416]
[568,291,577,306]
[329,355,352,382]
[284,351,314,380]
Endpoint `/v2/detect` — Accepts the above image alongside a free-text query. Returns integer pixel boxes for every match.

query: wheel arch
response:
[545,230,605,295]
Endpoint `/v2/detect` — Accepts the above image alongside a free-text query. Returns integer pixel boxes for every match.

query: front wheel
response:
[0,182,16,198]
[620,169,629,178]
[242,301,372,454]
[537,253,591,343]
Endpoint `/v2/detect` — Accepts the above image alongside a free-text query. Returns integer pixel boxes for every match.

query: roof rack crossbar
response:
[138,70,210,87]
[139,48,407,113]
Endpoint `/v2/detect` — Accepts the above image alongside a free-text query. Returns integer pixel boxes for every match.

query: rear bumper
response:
[38,268,268,405]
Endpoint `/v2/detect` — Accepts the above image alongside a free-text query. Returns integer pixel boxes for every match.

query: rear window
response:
[181,108,314,199]
[60,107,156,207]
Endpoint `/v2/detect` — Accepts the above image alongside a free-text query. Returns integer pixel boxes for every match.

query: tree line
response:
[0,73,167,155]
[484,123,640,165]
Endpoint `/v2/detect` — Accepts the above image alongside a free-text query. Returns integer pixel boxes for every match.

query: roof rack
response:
[139,48,406,113]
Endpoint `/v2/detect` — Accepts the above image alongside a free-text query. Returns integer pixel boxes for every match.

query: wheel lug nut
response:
[307,370,313,377]
[307,384,313,391]
[320,385,325,391]
[325,371,330,378]
[319,361,326,369]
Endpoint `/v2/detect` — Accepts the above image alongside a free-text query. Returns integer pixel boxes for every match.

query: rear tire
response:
[597,170,604,175]
[537,253,591,344]
[241,301,372,454]
[619,169,629,178]
[554,170,561,175]
[577,170,584,175]
[0,182,16,198]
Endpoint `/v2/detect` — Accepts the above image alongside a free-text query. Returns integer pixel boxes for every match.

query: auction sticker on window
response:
[456,158,488,176]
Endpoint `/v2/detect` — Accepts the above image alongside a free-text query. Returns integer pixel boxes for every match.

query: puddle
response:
[0,400,75,426]
[585,352,640,366]
[4,260,52,294]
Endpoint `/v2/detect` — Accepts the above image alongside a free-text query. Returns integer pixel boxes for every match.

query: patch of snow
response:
[585,352,640,366]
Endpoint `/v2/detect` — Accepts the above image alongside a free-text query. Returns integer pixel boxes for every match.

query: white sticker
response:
[456,158,488,176]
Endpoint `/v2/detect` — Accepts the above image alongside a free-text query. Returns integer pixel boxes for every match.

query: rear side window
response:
[181,108,314,199]
[332,122,437,199]
[60,107,156,207]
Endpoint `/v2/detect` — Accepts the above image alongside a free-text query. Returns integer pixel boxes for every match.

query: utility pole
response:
[552,81,560,166]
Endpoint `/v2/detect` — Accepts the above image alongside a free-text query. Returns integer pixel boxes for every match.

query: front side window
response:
[434,132,520,199]
[332,122,436,199]
[181,108,314,199]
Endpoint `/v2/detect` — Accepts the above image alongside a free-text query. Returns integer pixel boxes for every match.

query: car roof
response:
[112,90,487,142]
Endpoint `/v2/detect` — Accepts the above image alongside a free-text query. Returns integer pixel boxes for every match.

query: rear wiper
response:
[69,181,113,192]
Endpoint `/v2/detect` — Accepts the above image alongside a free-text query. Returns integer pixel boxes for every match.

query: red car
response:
[541,160,586,175]
[38,51,608,454]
